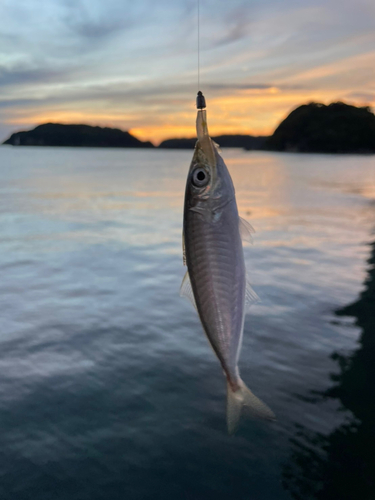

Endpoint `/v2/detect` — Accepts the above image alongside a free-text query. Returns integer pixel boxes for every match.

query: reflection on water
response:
[0,146,374,499]
[283,237,375,499]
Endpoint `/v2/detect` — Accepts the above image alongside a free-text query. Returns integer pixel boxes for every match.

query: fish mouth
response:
[196,109,216,168]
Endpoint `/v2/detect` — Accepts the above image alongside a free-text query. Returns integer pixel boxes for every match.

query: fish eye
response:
[191,168,209,187]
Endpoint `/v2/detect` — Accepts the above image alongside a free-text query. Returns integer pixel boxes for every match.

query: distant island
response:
[161,102,374,154]
[264,102,375,154]
[2,102,375,154]
[2,123,154,148]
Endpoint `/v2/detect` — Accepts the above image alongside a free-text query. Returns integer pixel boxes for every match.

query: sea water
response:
[0,146,374,499]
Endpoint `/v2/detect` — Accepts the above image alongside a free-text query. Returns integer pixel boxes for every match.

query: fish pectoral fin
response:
[212,140,222,153]
[239,217,255,244]
[245,273,259,312]
[179,271,197,311]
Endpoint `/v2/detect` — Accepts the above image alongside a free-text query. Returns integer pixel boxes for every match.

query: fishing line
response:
[197,0,200,91]
[196,0,206,110]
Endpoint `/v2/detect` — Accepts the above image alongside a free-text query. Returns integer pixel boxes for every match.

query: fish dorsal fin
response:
[179,271,197,311]
[245,273,259,312]
[239,217,255,244]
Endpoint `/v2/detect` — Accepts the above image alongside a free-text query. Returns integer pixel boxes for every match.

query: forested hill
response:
[158,102,375,153]
[3,102,375,153]
[265,102,375,153]
[3,123,154,148]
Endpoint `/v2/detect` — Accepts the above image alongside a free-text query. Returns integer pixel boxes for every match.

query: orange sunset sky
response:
[1,0,374,145]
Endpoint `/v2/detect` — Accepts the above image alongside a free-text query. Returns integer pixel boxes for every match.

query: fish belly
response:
[185,204,246,384]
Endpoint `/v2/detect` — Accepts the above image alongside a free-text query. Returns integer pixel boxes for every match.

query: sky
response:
[0,0,375,144]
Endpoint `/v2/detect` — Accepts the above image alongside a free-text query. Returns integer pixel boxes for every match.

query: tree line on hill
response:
[3,102,375,154]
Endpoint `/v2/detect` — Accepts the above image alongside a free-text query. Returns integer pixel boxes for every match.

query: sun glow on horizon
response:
[2,64,375,145]
[1,0,375,143]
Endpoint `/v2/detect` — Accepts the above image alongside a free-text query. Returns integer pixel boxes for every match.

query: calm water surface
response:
[0,146,374,499]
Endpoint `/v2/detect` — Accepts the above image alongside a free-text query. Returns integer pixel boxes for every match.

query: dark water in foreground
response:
[0,146,374,500]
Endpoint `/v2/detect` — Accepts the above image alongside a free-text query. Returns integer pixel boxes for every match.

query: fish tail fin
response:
[226,378,276,435]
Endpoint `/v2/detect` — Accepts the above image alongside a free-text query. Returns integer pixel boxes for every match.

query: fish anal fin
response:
[245,272,259,312]
[239,216,258,311]
[179,271,197,311]
[182,232,186,266]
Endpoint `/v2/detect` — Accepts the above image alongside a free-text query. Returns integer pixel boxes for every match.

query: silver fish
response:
[181,108,275,433]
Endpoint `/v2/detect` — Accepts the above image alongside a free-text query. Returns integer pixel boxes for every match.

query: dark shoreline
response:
[3,102,375,154]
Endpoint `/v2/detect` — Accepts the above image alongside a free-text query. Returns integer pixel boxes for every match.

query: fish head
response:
[184,110,235,218]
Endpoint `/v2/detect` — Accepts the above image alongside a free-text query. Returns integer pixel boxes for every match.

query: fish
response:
[181,106,275,433]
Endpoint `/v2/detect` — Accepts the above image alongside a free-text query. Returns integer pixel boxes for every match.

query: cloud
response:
[0,99,40,109]
[1,0,375,143]
[344,92,375,103]
[208,83,273,90]
[0,64,74,87]
[211,6,253,47]
[61,0,130,40]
